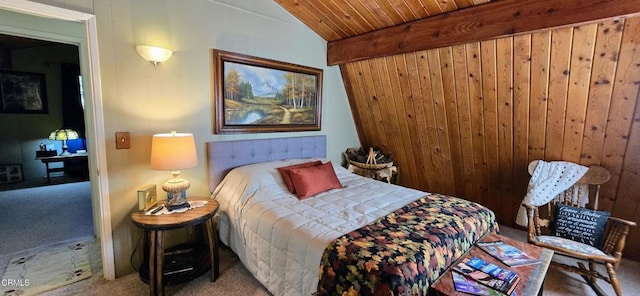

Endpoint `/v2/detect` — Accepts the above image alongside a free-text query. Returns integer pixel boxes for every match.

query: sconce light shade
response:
[136,45,173,66]
[150,131,197,208]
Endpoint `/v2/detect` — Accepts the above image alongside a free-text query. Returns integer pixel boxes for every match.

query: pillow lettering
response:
[277,161,322,194]
[553,204,610,249]
[288,161,343,199]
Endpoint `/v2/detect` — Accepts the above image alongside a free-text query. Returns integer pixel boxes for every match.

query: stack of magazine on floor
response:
[451,241,540,295]
[452,257,520,296]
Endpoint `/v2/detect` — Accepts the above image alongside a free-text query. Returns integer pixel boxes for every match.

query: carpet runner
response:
[0,241,92,296]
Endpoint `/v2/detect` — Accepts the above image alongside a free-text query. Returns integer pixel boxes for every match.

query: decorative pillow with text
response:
[553,204,610,249]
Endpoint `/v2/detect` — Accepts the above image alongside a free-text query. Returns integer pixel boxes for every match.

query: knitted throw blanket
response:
[515,161,588,226]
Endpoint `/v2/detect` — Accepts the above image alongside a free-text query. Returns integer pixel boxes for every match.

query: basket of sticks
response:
[345,147,393,170]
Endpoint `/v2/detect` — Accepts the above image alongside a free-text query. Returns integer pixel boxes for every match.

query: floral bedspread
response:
[316,193,498,296]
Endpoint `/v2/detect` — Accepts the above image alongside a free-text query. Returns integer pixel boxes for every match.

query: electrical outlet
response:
[115,132,131,149]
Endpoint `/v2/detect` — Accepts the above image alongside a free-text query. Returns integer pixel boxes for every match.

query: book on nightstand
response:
[476,240,540,267]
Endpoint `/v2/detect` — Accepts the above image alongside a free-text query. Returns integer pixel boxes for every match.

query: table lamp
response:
[150,131,198,209]
[48,128,79,156]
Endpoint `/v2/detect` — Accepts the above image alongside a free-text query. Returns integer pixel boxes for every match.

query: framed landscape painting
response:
[212,49,323,133]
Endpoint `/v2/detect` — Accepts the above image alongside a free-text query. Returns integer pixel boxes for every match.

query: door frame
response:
[0,0,115,280]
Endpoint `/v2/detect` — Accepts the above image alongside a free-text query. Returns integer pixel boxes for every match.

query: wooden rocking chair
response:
[522,160,636,296]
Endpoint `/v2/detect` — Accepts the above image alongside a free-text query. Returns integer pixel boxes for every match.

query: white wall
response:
[81,0,359,277]
[7,0,358,277]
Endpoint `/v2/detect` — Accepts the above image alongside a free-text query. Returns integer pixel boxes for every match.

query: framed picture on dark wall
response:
[212,49,322,133]
[0,70,47,114]
[0,164,23,184]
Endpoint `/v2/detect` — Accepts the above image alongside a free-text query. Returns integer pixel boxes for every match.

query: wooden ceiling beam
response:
[327,0,640,65]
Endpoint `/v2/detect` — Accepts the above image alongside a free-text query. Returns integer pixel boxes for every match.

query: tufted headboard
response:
[206,135,327,192]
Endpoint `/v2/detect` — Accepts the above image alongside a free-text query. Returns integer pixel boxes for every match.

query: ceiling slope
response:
[274,0,490,42]
[275,0,640,65]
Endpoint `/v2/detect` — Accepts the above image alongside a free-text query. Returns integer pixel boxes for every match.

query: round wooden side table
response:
[131,197,219,296]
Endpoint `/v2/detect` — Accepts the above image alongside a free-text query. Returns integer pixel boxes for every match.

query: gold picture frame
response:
[212,49,323,133]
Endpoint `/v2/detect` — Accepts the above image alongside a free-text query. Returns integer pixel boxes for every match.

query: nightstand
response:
[131,197,219,296]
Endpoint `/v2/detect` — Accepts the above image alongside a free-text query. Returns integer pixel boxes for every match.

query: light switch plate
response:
[115,132,130,149]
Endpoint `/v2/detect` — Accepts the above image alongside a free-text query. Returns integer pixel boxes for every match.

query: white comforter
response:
[212,159,426,296]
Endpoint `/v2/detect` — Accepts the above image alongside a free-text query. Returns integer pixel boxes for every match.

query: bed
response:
[208,136,497,295]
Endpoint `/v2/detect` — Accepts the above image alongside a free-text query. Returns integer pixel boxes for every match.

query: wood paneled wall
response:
[342,16,640,260]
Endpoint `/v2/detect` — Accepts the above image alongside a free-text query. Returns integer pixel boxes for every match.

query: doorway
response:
[0,34,88,188]
[0,33,94,254]
[0,1,114,280]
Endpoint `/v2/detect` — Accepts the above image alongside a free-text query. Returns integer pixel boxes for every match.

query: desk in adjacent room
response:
[35,154,88,183]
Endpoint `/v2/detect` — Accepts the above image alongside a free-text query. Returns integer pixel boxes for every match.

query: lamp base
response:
[162,175,190,207]
[60,140,70,156]
[166,190,187,206]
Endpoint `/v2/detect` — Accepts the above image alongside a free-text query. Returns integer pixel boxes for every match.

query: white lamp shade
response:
[136,45,173,64]
[150,132,198,171]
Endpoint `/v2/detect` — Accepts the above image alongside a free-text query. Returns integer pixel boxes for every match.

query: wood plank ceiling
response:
[275,0,489,42]
[274,0,640,261]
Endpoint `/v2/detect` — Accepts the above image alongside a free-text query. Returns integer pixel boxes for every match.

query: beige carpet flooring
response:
[40,226,640,295]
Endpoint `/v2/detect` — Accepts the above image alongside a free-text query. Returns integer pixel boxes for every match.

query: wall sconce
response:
[136,45,173,67]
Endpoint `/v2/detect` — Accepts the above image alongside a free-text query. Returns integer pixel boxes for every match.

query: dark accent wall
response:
[0,43,82,184]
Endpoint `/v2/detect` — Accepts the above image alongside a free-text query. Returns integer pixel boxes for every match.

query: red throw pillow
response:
[277,161,322,194]
[288,161,343,199]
